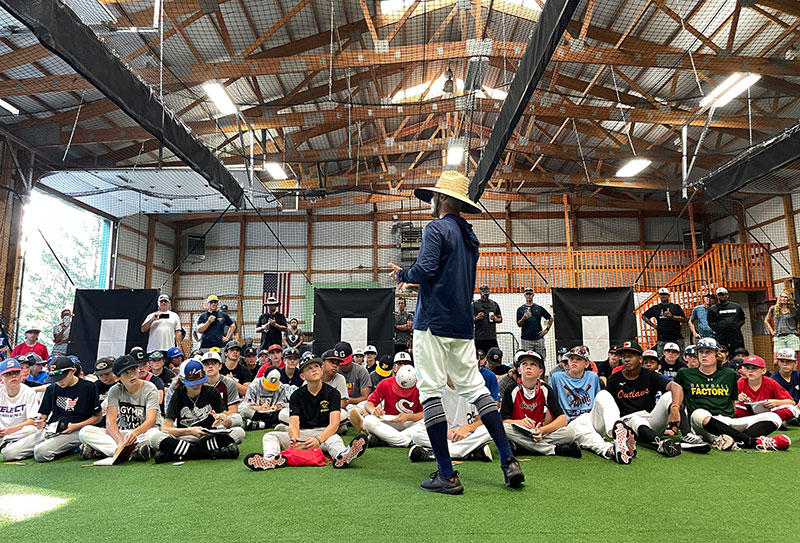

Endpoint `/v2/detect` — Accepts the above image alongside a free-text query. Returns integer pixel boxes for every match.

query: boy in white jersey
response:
[0,359,41,454]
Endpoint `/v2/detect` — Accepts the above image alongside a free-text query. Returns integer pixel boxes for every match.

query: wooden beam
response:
[783,194,800,278]
[242,0,313,56]
[237,216,246,341]
[143,215,157,288]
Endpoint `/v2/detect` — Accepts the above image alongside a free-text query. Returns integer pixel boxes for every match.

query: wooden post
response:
[736,202,750,243]
[505,203,513,291]
[783,194,799,289]
[372,204,379,283]
[237,217,247,341]
[688,201,698,261]
[638,211,647,287]
[0,143,25,333]
[144,215,157,289]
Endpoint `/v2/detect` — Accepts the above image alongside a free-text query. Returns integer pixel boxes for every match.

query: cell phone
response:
[210,311,218,317]
[159,313,170,319]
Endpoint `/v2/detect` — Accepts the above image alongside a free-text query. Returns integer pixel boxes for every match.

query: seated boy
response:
[352,365,423,447]
[2,357,101,462]
[736,354,798,426]
[242,369,287,430]
[642,350,661,373]
[0,359,40,454]
[243,357,367,471]
[683,345,699,369]
[202,351,243,427]
[659,342,687,379]
[78,355,160,462]
[770,348,800,407]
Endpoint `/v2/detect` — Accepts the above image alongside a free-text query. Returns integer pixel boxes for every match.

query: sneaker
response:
[464,444,493,462]
[680,432,711,454]
[712,434,739,451]
[501,458,525,488]
[611,420,634,464]
[408,444,435,462]
[349,410,365,434]
[756,434,791,451]
[367,434,381,448]
[655,438,681,458]
[420,470,464,495]
[131,443,151,462]
[244,419,262,431]
[333,433,368,468]
[153,450,171,464]
[554,442,582,458]
[243,453,288,471]
[337,423,348,436]
[211,444,240,460]
[80,444,103,461]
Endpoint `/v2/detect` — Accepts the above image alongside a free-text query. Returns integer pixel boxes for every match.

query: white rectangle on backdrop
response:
[97,319,128,360]
[340,318,368,349]
[581,316,609,362]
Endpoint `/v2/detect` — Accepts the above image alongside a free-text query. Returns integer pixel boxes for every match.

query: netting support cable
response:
[62,90,84,162]
[610,66,635,155]
[731,199,792,276]
[37,227,75,287]
[572,118,592,185]
[686,106,714,181]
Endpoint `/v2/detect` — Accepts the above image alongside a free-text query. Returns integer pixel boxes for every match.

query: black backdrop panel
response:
[313,288,394,357]
[552,288,637,360]
[68,289,158,371]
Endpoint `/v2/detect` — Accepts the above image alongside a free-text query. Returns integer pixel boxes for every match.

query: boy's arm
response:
[120,409,158,446]
[316,409,342,444]
[105,405,124,444]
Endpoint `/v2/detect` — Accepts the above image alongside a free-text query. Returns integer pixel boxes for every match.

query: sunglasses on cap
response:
[184,368,206,381]
[49,368,72,377]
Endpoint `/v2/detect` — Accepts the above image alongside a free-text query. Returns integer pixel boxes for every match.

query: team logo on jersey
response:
[320,400,330,413]
[178,404,213,427]
[56,397,79,411]
[563,384,592,408]
[396,398,415,414]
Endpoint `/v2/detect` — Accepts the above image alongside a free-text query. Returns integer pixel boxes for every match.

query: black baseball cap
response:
[45,356,76,383]
[94,357,115,376]
[243,346,258,357]
[321,349,338,363]
[299,356,323,372]
[225,340,242,351]
[129,346,147,363]
[486,347,503,366]
[332,342,353,363]
[615,341,643,355]
[112,355,140,377]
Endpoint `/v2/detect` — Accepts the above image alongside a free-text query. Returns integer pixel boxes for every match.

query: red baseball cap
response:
[268,344,283,353]
[742,355,766,368]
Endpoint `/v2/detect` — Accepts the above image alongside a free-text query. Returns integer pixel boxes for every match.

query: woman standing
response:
[284,318,304,350]
[764,290,800,361]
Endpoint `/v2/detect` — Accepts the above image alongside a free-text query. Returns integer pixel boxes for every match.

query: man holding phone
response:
[196,295,235,350]
[142,294,182,354]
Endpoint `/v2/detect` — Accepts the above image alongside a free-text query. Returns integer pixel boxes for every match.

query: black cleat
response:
[408,445,435,462]
[211,444,240,460]
[554,442,582,458]
[502,458,525,488]
[420,470,464,495]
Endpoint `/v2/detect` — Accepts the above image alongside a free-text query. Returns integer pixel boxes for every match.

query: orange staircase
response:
[634,243,772,347]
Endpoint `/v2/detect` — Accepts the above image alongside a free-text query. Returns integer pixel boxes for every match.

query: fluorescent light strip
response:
[699,73,743,108]
[446,146,464,165]
[202,82,237,116]
[153,0,163,29]
[0,97,19,115]
[616,158,651,177]
[713,74,760,108]
[265,162,288,180]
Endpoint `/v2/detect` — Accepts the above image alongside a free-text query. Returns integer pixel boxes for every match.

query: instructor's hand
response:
[388,262,401,281]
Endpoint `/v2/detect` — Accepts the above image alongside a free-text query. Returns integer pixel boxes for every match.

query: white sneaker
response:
[680,432,711,454]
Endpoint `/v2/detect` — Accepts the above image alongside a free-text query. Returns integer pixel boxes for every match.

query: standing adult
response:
[473,285,503,354]
[256,297,287,352]
[689,292,717,342]
[11,325,48,361]
[141,294,182,354]
[394,297,414,354]
[52,309,72,355]
[195,295,234,350]
[707,287,747,353]
[642,288,686,357]
[284,318,304,350]
[764,290,799,358]
[515,287,552,362]
[389,170,522,494]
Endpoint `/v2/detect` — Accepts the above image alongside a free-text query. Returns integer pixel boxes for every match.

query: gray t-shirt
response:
[339,363,371,399]
[769,306,799,337]
[107,380,161,431]
[394,311,414,344]
[315,373,349,399]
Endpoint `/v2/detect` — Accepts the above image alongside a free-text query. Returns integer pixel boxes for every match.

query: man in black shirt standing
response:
[707,287,747,352]
[256,297,288,352]
[243,356,368,471]
[473,285,502,353]
[642,288,686,358]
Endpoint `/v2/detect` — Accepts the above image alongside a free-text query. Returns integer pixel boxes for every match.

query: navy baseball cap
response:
[0,359,22,375]
[45,356,76,383]
[284,347,300,359]
[166,347,183,359]
[243,345,258,357]
[332,342,353,364]
[112,355,140,377]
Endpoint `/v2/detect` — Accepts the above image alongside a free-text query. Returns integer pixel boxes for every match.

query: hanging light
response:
[616,158,651,177]
[443,66,454,95]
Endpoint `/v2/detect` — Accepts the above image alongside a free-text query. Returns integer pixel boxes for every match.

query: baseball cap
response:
[684,345,697,356]
[284,347,300,359]
[733,347,749,357]
[45,356,76,383]
[166,347,183,359]
[703,292,717,298]
[220,305,229,312]
[642,349,659,359]
[24,324,41,333]
[394,351,413,365]
[608,345,618,353]
[364,345,377,354]
[201,350,222,363]
[207,295,219,302]
[158,294,170,302]
[663,342,680,353]
[258,348,270,356]
[479,285,490,293]
[300,351,314,363]
[514,350,543,369]
[353,348,364,356]
[616,341,643,355]
[299,356,323,372]
[265,296,279,305]
[321,349,336,361]
[268,344,283,353]
[376,355,394,377]
[224,340,242,351]
[486,347,503,366]
[129,346,147,363]
[567,345,590,362]
[716,287,728,295]
[26,353,44,365]
[262,369,281,391]
[0,359,22,375]
[149,351,165,360]
[332,342,353,364]
[658,287,670,295]
[112,355,140,377]
[477,350,486,359]
[742,355,766,368]
[181,360,209,386]
[243,346,258,357]
[696,337,720,351]
[94,357,115,375]
[16,355,30,366]
[523,287,534,294]
[556,347,568,356]
[776,348,797,361]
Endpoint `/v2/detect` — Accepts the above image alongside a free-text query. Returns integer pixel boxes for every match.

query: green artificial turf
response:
[2,426,800,542]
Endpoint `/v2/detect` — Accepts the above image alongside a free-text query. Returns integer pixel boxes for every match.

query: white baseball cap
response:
[364,345,377,354]
[658,287,670,295]
[716,287,728,295]
[353,348,364,356]
[394,351,412,364]
[664,342,680,352]
[201,350,221,363]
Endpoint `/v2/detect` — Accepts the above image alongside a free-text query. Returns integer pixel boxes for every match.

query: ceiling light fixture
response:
[202,82,237,116]
[0,98,19,116]
[616,158,651,177]
[699,73,760,108]
[153,0,163,28]
[265,162,288,180]
[446,137,466,166]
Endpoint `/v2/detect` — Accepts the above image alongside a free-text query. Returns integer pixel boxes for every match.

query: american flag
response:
[263,272,291,314]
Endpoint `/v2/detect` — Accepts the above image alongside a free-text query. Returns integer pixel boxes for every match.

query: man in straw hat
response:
[388,170,523,495]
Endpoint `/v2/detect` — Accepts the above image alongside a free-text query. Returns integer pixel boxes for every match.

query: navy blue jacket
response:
[397,213,479,339]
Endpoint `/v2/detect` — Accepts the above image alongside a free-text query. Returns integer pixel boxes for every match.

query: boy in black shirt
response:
[659,342,687,379]
[589,341,695,457]
[2,356,102,462]
[243,357,368,471]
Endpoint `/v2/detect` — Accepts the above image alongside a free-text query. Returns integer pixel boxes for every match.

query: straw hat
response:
[414,171,482,214]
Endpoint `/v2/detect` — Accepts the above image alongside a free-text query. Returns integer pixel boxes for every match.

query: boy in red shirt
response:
[736,355,799,426]
[357,365,423,447]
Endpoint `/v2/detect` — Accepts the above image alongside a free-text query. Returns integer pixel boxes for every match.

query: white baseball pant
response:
[413,328,487,403]
[78,425,161,457]
[590,390,673,438]
[410,424,491,458]
[504,423,576,455]
[363,416,422,447]
[690,409,782,442]
[1,429,82,462]
[262,429,345,458]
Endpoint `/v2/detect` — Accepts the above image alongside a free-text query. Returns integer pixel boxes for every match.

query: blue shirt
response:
[516,303,551,340]
[690,305,714,338]
[0,333,7,360]
[549,370,601,421]
[196,310,234,349]
[397,214,479,339]
[771,370,800,403]
[479,367,501,401]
